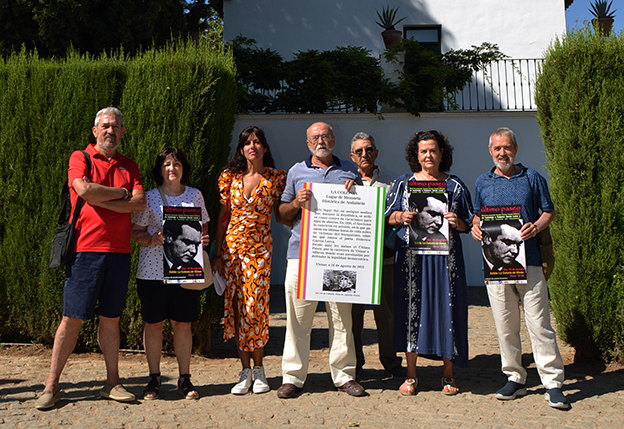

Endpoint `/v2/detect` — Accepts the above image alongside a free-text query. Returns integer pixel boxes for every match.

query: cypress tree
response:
[535,27,624,362]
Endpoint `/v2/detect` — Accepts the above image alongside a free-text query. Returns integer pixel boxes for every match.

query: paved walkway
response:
[1,286,623,428]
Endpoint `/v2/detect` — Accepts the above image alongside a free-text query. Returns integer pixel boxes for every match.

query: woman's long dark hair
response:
[405,130,454,173]
[152,146,192,185]
[225,126,276,174]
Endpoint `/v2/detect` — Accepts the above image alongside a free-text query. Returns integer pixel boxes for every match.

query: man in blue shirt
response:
[471,127,568,410]
[277,122,366,398]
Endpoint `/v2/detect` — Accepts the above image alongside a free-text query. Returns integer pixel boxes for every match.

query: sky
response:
[565,0,623,34]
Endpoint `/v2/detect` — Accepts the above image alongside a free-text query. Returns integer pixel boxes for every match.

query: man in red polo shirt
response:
[36,107,146,410]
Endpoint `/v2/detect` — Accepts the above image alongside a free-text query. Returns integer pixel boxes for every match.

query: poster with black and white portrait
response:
[162,206,205,284]
[480,205,527,284]
[407,180,449,254]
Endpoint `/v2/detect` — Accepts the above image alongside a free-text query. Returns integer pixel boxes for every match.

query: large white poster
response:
[297,183,386,304]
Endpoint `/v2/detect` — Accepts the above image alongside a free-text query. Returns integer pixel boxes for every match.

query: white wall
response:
[232,111,549,286]
[224,0,566,59]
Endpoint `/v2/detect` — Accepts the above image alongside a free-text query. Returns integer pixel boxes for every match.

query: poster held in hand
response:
[480,205,527,284]
[297,183,386,304]
[407,180,449,254]
[162,206,205,285]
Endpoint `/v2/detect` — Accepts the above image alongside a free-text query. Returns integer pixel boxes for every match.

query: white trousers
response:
[486,266,564,389]
[281,259,356,388]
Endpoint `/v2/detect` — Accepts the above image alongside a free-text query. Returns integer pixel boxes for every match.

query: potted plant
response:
[590,0,616,35]
[376,5,407,49]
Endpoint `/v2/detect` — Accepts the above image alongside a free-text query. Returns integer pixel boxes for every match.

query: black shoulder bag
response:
[48,150,92,269]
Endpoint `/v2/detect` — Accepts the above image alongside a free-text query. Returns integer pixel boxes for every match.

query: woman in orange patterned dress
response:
[213,126,287,395]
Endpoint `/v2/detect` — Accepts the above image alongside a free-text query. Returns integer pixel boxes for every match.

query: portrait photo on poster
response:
[162,206,204,283]
[480,206,527,284]
[407,180,449,254]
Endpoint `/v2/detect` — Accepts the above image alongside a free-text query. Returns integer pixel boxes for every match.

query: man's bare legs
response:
[98,316,122,386]
[43,316,82,393]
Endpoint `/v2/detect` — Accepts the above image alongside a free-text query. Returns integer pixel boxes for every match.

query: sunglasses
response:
[352,146,376,156]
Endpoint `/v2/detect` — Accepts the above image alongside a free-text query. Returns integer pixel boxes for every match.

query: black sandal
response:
[143,373,161,400]
[178,374,199,400]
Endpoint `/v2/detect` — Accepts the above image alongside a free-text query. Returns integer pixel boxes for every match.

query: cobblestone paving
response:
[1,287,622,428]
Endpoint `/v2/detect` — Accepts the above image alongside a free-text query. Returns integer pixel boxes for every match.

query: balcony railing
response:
[238,58,544,114]
[444,58,544,112]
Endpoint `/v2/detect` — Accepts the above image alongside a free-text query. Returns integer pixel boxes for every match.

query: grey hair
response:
[94,107,124,127]
[306,122,333,139]
[350,132,376,152]
[489,127,517,147]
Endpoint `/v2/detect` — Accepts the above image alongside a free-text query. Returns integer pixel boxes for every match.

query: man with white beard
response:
[276,122,366,398]
[471,127,568,410]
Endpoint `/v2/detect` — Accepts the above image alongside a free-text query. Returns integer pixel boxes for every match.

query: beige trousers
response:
[486,266,564,389]
[281,259,356,388]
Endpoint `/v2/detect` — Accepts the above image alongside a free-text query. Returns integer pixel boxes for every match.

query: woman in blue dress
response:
[386,130,473,395]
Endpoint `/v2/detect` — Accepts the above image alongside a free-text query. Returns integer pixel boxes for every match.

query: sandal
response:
[143,373,161,400]
[399,378,418,396]
[441,377,459,396]
[178,374,200,400]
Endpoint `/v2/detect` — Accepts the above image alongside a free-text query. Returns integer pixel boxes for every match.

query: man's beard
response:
[494,154,515,172]
[311,144,333,158]
[101,135,119,150]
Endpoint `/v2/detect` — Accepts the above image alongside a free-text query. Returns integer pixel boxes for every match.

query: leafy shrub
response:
[230,36,286,113]
[232,37,505,116]
[383,40,507,114]
[277,46,383,113]
[535,26,624,362]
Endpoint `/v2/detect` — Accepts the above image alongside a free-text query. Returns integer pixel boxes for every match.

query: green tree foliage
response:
[383,40,507,114]
[278,46,383,113]
[230,36,286,113]
[0,0,218,58]
[382,40,448,113]
[231,38,382,114]
[0,40,237,354]
[231,37,505,115]
[535,27,624,362]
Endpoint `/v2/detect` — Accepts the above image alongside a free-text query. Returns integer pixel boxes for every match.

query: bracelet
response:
[400,211,404,225]
[121,187,128,199]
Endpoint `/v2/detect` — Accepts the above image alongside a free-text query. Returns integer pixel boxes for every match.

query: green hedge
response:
[535,27,624,362]
[0,40,237,354]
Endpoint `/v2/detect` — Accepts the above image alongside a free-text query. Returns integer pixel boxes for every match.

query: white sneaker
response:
[252,366,270,394]
[231,368,252,395]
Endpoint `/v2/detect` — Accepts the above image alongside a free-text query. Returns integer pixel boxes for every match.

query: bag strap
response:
[56,181,71,225]
[157,186,168,206]
[57,150,92,226]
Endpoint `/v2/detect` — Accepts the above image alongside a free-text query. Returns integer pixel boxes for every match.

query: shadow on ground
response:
[210,285,490,358]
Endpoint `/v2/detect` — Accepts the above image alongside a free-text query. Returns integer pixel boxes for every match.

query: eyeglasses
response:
[352,146,376,156]
[309,134,334,142]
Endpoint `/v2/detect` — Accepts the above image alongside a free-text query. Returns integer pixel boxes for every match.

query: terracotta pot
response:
[381,29,402,49]
[592,17,614,35]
